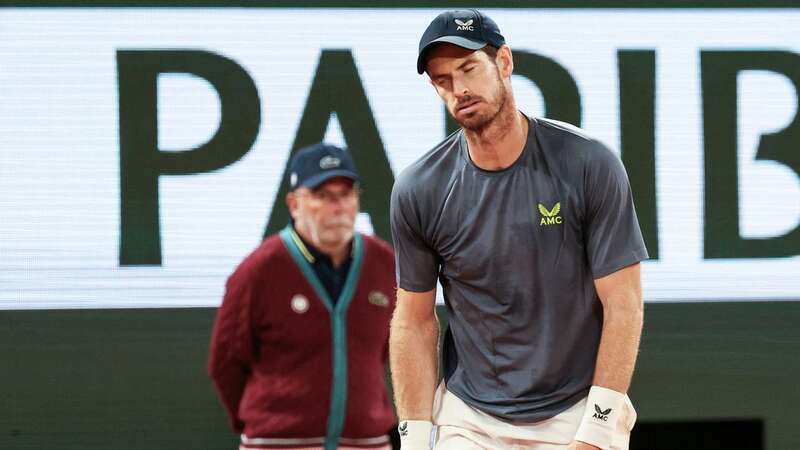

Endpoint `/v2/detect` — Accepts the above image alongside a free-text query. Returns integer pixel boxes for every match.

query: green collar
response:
[279,225,364,449]
[280,226,363,311]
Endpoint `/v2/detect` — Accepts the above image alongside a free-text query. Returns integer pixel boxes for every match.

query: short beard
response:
[453,69,509,133]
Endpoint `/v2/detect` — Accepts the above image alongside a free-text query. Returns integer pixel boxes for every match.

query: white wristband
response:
[398,420,433,450]
[574,386,626,450]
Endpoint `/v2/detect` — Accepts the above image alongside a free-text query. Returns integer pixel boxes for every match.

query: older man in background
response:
[209,143,397,450]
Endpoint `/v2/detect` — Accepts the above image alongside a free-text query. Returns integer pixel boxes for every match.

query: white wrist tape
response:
[574,386,626,450]
[398,420,433,450]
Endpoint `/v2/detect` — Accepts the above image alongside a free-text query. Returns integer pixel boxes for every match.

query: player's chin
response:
[456,113,492,131]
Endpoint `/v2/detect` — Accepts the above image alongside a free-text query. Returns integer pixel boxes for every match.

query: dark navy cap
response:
[417,9,506,74]
[288,143,359,191]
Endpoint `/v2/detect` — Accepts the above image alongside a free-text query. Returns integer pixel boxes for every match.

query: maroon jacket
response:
[208,228,397,444]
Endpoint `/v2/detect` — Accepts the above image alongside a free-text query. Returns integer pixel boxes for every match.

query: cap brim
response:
[299,170,359,190]
[417,36,487,74]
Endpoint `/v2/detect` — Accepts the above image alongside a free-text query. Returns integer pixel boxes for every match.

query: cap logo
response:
[319,156,341,170]
[455,18,474,31]
[290,172,298,187]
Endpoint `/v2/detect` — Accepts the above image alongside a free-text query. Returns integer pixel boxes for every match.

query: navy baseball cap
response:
[417,9,506,74]
[288,143,359,191]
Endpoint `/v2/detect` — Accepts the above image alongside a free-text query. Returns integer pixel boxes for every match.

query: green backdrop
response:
[2,302,799,449]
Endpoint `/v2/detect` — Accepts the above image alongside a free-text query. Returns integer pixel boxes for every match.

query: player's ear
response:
[497,45,513,78]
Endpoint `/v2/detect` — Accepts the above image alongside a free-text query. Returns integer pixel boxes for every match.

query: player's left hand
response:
[567,441,601,450]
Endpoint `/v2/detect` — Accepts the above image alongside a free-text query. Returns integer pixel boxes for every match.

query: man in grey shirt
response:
[389,9,648,450]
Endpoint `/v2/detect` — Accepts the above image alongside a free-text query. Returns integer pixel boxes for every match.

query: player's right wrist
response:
[398,420,433,450]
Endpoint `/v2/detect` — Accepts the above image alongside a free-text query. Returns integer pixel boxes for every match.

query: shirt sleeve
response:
[207,265,259,433]
[389,175,440,292]
[583,143,649,279]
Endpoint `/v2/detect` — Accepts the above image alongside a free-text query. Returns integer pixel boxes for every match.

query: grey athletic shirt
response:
[390,117,648,422]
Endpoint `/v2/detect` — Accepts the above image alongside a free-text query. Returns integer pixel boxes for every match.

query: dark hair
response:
[481,45,499,64]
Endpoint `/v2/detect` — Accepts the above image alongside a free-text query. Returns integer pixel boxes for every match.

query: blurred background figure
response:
[209,143,398,450]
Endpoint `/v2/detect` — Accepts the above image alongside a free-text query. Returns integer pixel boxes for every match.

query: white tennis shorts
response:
[432,383,636,450]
